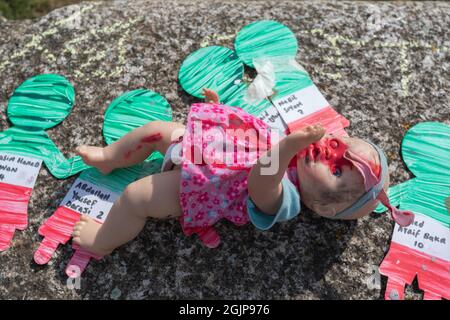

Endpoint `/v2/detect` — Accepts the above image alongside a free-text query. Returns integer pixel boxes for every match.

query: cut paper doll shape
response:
[34,89,172,277]
[374,122,450,300]
[178,20,349,136]
[0,74,89,251]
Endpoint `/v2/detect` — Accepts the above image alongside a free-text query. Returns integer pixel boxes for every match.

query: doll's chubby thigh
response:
[121,169,183,220]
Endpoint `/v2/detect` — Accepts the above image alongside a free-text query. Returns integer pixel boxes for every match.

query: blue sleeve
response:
[247,178,301,231]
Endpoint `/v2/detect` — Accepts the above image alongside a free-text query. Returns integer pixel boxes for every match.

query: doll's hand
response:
[203,88,220,104]
[286,124,325,152]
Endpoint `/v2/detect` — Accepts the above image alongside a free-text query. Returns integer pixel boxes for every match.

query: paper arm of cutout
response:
[373,179,414,213]
[37,132,90,179]
[34,89,171,277]
[378,122,450,300]
[0,128,89,179]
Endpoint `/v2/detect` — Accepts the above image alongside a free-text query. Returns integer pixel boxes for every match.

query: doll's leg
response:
[72,169,182,256]
[77,121,185,174]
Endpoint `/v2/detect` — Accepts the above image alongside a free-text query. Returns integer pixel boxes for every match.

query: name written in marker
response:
[0,153,42,187]
[61,179,120,222]
[73,182,111,201]
[392,213,450,262]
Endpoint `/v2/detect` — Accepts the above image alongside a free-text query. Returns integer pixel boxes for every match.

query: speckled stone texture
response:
[0,0,449,300]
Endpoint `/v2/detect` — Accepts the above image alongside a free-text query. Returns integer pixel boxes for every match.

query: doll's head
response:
[296,133,414,226]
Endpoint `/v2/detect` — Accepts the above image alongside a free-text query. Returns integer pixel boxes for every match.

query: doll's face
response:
[296,134,380,218]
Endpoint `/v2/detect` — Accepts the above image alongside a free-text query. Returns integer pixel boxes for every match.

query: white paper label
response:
[272,84,330,125]
[392,213,450,262]
[0,152,42,188]
[258,105,288,135]
[61,178,120,223]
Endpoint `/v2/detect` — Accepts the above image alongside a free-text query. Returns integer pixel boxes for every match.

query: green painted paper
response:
[103,89,172,161]
[80,89,173,192]
[374,179,412,213]
[234,20,298,68]
[271,70,313,101]
[179,46,244,99]
[221,82,273,116]
[402,122,450,180]
[375,122,450,227]
[178,20,315,119]
[7,74,75,130]
[79,158,163,194]
[1,74,88,179]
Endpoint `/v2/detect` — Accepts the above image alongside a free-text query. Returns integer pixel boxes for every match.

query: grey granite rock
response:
[0,0,449,300]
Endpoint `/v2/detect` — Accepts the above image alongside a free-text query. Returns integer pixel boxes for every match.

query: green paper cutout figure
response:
[374,122,450,225]
[234,20,299,68]
[375,122,450,300]
[0,74,89,251]
[1,74,88,177]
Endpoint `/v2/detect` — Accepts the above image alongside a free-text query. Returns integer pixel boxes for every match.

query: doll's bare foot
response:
[76,145,114,174]
[203,88,220,104]
[72,216,113,256]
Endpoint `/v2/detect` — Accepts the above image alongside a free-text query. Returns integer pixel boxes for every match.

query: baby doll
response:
[72,89,414,253]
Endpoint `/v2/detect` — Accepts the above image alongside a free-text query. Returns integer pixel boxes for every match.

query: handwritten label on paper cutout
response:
[272,84,330,125]
[0,152,42,188]
[61,179,120,222]
[392,213,450,262]
[258,105,288,134]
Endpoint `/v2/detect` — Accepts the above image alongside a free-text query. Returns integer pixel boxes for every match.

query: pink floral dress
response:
[178,103,298,248]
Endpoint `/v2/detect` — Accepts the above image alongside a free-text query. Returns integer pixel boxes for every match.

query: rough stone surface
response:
[0,0,449,300]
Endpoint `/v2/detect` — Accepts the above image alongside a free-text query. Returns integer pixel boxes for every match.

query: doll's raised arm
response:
[248,125,325,214]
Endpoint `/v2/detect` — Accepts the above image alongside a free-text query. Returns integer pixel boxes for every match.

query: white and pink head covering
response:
[330,140,415,227]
